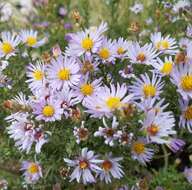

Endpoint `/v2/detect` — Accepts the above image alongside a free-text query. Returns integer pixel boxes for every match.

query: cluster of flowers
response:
[3,20,192,185]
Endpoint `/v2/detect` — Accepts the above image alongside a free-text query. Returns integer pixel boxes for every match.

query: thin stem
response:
[162,144,169,171]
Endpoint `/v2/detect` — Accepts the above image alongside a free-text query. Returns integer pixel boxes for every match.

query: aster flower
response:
[171,64,192,100]
[84,83,133,118]
[97,38,116,63]
[21,161,42,184]
[130,2,144,14]
[179,38,192,49]
[114,37,130,59]
[0,31,20,58]
[166,138,185,152]
[32,96,63,122]
[184,167,192,184]
[97,153,124,184]
[47,55,81,90]
[131,138,154,165]
[26,61,46,92]
[73,121,89,144]
[152,56,174,76]
[119,65,135,79]
[115,131,133,145]
[129,73,164,100]
[66,22,108,57]
[78,54,99,75]
[7,113,48,153]
[94,117,118,146]
[142,110,176,144]
[137,98,168,115]
[127,42,158,65]
[173,0,191,13]
[186,25,192,38]
[179,99,192,132]
[20,29,46,48]
[150,32,178,55]
[64,147,102,184]
[56,87,79,118]
[73,74,102,103]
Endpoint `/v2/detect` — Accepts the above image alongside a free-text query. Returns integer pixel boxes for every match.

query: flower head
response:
[20,30,46,48]
[64,147,102,184]
[21,161,42,184]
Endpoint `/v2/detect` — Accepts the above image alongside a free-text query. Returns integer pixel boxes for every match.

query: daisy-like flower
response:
[66,22,107,57]
[137,98,168,115]
[129,73,164,100]
[78,54,100,75]
[21,161,42,184]
[173,0,191,13]
[142,110,176,144]
[32,96,63,122]
[0,31,20,58]
[56,87,79,118]
[73,74,102,103]
[184,167,192,184]
[150,32,178,55]
[97,153,124,184]
[179,38,192,49]
[64,147,102,184]
[131,138,154,165]
[127,42,158,65]
[84,83,133,118]
[115,131,133,146]
[152,56,174,76]
[20,29,46,48]
[171,64,192,100]
[94,117,118,146]
[114,37,130,59]
[6,113,48,154]
[166,138,185,153]
[7,113,34,153]
[179,99,192,132]
[47,55,81,90]
[26,61,46,92]
[119,65,135,79]
[186,25,192,38]
[130,2,144,14]
[97,38,116,63]
[73,121,89,144]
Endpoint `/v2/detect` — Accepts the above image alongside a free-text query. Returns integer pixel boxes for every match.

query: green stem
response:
[162,145,168,172]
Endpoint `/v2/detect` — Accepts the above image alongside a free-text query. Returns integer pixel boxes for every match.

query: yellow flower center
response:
[42,105,55,117]
[26,36,37,47]
[136,52,146,62]
[33,70,44,80]
[102,160,112,171]
[160,61,173,75]
[132,142,145,154]
[106,97,121,110]
[147,124,159,136]
[79,160,89,169]
[81,37,94,51]
[27,163,39,174]
[80,83,94,96]
[1,42,14,54]
[156,40,169,49]
[58,68,70,80]
[184,106,192,120]
[143,84,156,98]
[99,48,110,59]
[117,47,125,55]
[181,75,192,91]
